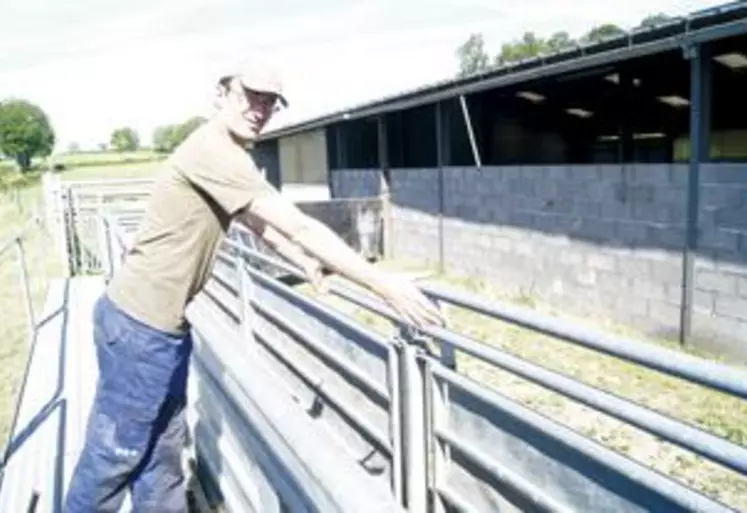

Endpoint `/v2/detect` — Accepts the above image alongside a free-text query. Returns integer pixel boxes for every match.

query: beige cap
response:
[222,57,288,107]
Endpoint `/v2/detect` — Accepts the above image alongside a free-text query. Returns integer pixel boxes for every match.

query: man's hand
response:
[373,273,445,330]
[300,254,328,294]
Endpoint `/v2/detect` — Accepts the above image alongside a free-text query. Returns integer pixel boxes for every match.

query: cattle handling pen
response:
[3,3,747,510]
[0,165,745,513]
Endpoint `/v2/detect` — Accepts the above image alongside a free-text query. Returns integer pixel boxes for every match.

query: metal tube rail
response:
[187,299,406,513]
[435,486,481,513]
[224,242,405,327]
[244,264,391,356]
[254,325,392,454]
[233,246,747,474]
[421,283,747,401]
[234,246,747,403]
[252,301,391,408]
[325,283,747,475]
[435,428,574,513]
[0,219,42,477]
[0,221,38,256]
[202,281,240,322]
[430,364,735,513]
[427,325,747,475]
[211,265,239,297]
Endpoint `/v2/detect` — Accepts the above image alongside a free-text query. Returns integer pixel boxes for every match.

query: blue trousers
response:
[64,294,193,512]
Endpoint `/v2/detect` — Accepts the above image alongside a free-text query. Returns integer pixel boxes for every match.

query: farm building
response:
[255,1,747,361]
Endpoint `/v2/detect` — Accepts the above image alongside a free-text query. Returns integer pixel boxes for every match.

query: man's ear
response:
[213,79,230,110]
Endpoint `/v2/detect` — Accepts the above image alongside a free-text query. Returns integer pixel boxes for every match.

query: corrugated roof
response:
[259,0,747,140]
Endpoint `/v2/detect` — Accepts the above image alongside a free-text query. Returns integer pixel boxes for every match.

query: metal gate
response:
[44,175,151,276]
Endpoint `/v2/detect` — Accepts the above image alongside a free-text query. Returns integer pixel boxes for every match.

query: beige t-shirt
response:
[106,121,277,334]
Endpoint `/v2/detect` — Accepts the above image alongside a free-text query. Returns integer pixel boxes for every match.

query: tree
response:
[110,127,139,152]
[546,31,576,53]
[173,116,207,147]
[152,116,207,153]
[457,33,490,77]
[0,98,55,171]
[582,24,626,44]
[152,125,177,153]
[638,13,674,29]
[495,32,548,66]
[67,142,80,153]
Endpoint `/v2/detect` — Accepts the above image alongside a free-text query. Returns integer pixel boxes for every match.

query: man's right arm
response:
[238,193,444,329]
[239,195,386,294]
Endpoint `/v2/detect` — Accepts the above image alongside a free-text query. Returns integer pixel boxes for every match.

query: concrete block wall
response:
[332,164,747,360]
[391,165,688,337]
[330,169,381,198]
[299,198,384,259]
[693,164,747,356]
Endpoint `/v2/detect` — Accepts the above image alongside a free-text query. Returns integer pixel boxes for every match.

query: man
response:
[64,59,443,512]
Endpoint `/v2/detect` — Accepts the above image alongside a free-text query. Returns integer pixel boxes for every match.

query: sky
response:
[0,0,726,151]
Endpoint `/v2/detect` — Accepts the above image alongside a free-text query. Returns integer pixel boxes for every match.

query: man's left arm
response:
[240,212,326,291]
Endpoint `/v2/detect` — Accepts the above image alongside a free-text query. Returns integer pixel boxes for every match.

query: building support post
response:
[378,115,393,260]
[459,94,481,170]
[435,102,446,273]
[680,42,711,346]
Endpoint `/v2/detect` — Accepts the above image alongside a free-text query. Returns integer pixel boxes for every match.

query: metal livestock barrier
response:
[11,177,747,512]
[206,224,747,513]
[0,220,41,473]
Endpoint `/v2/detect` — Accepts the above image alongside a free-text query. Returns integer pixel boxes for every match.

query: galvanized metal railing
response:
[46,179,747,512]
[0,218,43,482]
[0,221,38,339]
[97,213,406,512]
[209,223,747,513]
[42,174,149,276]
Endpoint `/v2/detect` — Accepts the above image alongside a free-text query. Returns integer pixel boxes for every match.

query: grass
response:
[298,258,747,511]
[60,160,163,181]
[0,186,61,456]
[0,158,159,458]
[0,150,165,174]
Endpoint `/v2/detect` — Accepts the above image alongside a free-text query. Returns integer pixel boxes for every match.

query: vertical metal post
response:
[435,101,446,273]
[238,255,256,343]
[103,217,115,282]
[680,42,711,346]
[424,357,452,513]
[96,199,109,276]
[64,188,77,276]
[16,238,35,340]
[45,175,66,268]
[387,342,404,505]
[399,332,428,513]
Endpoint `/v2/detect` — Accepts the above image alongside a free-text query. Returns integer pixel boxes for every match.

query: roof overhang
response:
[259,3,747,142]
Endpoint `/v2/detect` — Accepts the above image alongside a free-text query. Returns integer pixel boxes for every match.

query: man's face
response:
[218,77,280,142]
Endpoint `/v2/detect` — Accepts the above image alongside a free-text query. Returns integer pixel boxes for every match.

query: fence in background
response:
[8,177,747,512]
[0,218,43,481]
[43,175,150,276]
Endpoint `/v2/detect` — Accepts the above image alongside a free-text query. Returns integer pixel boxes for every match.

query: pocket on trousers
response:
[88,410,151,474]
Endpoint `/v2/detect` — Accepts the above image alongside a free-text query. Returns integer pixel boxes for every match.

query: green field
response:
[0,150,164,174]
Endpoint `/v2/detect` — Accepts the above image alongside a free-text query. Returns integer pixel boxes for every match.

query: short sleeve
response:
[173,127,278,216]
